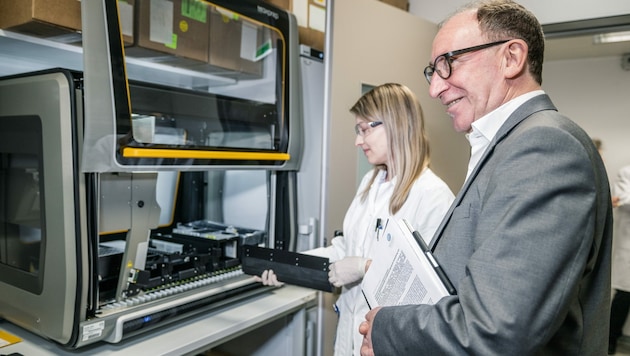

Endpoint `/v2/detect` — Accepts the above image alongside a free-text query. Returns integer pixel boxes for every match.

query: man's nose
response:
[428,75,447,99]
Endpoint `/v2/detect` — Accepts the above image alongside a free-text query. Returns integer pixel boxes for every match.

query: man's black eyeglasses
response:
[423,40,511,84]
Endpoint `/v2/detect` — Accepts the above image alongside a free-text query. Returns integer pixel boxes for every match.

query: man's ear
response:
[503,39,528,79]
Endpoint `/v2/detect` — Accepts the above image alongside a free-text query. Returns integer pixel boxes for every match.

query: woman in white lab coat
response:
[609,165,630,354]
[258,83,454,355]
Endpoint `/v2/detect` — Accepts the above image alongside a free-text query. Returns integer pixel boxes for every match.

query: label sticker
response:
[81,321,105,341]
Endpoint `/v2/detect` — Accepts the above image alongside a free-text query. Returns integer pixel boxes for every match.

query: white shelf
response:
[0,29,236,88]
[0,29,83,76]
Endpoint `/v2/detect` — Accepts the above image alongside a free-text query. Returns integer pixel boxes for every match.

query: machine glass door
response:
[123,1,287,151]
[0,116,45,294]
[81,0,300,170]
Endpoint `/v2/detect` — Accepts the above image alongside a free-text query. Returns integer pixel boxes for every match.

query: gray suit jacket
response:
[371,94,613,355]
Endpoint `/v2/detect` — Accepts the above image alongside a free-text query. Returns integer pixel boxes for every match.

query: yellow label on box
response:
[180,20,189,33]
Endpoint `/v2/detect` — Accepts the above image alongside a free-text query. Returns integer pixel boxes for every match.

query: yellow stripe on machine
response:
[122,147,290,161]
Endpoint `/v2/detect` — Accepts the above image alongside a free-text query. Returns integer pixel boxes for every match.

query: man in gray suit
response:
[359,1,613,355]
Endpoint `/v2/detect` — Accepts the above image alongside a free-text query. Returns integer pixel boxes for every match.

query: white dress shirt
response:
[465,90,545,181]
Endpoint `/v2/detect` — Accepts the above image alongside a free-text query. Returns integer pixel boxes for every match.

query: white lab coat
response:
[612,165,630,291]
[311,168,454,355]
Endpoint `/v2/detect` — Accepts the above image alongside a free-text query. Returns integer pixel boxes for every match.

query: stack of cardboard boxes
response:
[0,0,266,78]
[121,0,264,77]
[0,0,410,56]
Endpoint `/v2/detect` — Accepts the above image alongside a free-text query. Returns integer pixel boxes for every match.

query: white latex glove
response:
[328,257,368,287]
[253,269,284,287]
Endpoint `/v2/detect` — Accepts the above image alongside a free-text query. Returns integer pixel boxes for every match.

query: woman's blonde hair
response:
[349,83,431,214]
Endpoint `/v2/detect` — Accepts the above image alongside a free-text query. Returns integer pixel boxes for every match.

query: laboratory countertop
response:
[0,285,318,356]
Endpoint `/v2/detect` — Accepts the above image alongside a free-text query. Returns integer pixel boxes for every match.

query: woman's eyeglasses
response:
[355,121,383,136]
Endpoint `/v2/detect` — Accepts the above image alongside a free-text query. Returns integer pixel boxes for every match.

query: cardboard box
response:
[208,6,262,76]
[263,0,291,11]
[126,0,210,66]
[0,0,81,39]
[118,0,135,46]
[262,0,326,51]
[379,0,409,11]
[298,26,324,52]
[290,0,325,51]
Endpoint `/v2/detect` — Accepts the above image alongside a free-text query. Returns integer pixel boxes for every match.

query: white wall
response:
[542,56,630,189]
[409,0,630,25]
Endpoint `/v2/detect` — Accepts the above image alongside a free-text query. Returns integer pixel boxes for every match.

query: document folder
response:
[361,218,452,308]
[241,245,333,292]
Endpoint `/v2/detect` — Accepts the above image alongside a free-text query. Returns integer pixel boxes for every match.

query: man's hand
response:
[359,306,382,356]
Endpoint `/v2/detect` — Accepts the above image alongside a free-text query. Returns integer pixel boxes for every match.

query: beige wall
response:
[325,0,467,240]
[409,0,630,24]
[319,1,468,354]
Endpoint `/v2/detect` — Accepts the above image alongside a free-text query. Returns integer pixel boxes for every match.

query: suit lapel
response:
[428,94,557,250]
